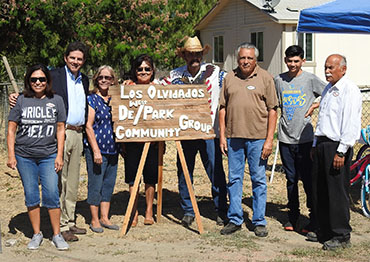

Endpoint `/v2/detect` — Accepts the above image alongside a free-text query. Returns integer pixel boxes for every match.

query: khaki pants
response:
[59,129,83,232]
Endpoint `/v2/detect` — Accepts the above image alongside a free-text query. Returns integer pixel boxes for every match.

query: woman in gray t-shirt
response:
[7,64,69,250]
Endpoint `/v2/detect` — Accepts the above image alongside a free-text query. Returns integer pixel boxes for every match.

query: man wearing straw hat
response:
[162,36,228,227]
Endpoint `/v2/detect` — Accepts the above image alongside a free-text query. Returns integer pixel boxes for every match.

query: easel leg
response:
[156,142,164,222]
[120,142,150,236]
[175,141,204,234]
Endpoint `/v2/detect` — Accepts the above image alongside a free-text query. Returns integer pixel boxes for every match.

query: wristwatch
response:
[336,151,345,158]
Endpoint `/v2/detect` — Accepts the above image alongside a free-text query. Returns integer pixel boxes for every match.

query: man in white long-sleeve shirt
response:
[312,54,362,250]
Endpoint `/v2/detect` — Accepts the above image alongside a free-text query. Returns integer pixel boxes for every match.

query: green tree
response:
[0,0,217,80]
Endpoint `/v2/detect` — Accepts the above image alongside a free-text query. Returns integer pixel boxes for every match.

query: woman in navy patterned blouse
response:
[84,65,119,233]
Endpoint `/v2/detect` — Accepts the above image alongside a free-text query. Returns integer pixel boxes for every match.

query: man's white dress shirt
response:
[314,75,362,153]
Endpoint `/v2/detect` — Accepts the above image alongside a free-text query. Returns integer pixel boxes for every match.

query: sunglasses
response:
[137,67,152,72]
[98,75,113,81]
[30,77,47,83]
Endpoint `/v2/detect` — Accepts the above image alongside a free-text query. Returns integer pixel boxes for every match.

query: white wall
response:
[279,29,370,86]
[200,0,246,71]
[314,34,370,86]
[200,0,284,76]
[200,0,370,87]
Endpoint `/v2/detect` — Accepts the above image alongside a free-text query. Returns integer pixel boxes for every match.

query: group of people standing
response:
[274,47,362,251]
[7,36,362,252]
[217,42,361,251]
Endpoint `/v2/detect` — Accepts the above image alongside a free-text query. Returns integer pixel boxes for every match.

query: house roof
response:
[196,0,334,29]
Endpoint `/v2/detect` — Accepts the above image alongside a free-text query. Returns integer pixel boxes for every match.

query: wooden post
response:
[2,56,19,93]
[0,222,2,253]
[120,142,150,236]
[175,141,204,234]
[156,141,164,222]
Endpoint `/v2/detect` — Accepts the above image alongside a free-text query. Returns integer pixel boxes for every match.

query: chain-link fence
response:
[270,88,370,175]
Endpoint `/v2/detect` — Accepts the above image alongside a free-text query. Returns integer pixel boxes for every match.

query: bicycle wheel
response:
[361,165,370,218]
[357,145,370,161]
[353,145,370,182]
[350,145,367,183]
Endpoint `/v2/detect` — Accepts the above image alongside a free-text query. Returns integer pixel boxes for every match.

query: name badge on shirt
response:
[246,85,256,90]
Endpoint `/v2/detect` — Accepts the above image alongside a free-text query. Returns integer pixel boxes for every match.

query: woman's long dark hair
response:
[130,54,155,83]
[23,64,54,98]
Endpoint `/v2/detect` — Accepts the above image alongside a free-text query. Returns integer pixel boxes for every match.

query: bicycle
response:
[350,125,370,217]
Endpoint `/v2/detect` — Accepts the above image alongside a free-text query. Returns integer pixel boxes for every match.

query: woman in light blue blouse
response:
[84,65,119,233]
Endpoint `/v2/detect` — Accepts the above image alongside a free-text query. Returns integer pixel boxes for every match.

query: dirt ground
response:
[1,141,370,262]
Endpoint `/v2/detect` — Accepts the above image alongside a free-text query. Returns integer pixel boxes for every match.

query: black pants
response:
[280,142,315,225]
[312,137,352,242]
[124,142,159,185]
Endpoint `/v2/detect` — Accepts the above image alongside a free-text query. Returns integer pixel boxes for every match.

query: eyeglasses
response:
[137,67,152,72]
[97,75,113,81]
[30,77,47,83]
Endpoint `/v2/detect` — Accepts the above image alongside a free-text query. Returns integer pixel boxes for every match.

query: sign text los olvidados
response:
[110,84,215,142]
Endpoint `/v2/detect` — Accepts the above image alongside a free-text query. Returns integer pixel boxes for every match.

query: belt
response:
[316,136,335,143]
[66,124,84,133]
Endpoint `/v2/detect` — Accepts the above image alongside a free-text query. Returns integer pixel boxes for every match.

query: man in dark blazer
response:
[54,42,89,242]
[50,66,89,119]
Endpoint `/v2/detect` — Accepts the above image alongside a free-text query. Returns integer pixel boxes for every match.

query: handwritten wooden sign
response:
[110,84,215,142]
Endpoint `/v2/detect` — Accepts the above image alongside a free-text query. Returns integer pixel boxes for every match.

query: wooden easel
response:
[120,140,204,236]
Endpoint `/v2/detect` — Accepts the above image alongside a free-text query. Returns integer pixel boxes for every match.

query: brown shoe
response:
[61,230,79,242]
[69,225,87,235]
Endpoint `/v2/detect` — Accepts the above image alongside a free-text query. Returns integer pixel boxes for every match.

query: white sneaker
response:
[52,233,69,250]
[27,232,43,250]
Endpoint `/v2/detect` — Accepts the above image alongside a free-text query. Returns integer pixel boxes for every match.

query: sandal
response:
[144,217,155,225]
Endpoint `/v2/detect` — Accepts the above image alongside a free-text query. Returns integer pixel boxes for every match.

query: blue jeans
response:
[85,148,118,206]
[16,153,60,208]
[227,138,267,226]
[279,142,315,224]
[177,139,228,217]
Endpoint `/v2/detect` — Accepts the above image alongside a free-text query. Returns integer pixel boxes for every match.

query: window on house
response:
[251,32,263,62]
[213,36,224,63]
[298,33,313,61]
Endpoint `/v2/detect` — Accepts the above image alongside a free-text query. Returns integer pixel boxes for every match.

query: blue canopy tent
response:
[297,0,370,33]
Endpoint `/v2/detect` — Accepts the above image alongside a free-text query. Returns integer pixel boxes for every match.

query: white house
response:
[195,0,370,86]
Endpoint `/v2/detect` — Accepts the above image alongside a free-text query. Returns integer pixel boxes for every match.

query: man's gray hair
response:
[339,55,347,67]
[329,54,347,67]
[237,42,259,58]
